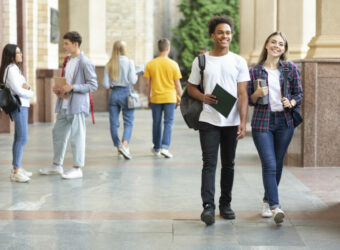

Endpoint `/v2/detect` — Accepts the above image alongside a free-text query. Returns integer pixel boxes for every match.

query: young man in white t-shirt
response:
[187,16,250,225]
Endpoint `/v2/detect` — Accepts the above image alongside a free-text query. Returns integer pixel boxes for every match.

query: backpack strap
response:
[2,64,14,87]
[282,63,289,98]
[197,54,205,92]
[61,56,70,77]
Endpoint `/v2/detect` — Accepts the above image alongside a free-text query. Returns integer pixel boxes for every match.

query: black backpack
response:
[180,54,205,130]
[0,65,21,121]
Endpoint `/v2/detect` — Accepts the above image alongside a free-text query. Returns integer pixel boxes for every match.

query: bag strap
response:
[282,64,289,98]
[128,84,136,95]
[3,64,14,87]
[61,56,70,77]
[197,54,205,92]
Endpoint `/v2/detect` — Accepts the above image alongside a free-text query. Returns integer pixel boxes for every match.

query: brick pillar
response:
[16,0,26,76]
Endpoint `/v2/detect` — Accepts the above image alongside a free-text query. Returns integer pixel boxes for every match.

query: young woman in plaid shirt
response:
[248,32,303,224]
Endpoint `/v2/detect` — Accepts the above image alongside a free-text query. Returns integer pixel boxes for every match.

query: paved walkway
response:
[0,110,340,250]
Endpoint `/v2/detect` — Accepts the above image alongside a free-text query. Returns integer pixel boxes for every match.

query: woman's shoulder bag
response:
[0,65,21,121]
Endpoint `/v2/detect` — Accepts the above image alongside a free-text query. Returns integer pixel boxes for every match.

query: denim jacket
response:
[102,56,137,89]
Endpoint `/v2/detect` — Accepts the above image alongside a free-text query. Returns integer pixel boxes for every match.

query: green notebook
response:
[209,83,237,119]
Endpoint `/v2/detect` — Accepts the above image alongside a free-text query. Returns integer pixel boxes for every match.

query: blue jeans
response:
[252,112,294,209]
[150,103,176,151]
[108,87,135,147]
[12,107,28,169]
[199,122,238,209]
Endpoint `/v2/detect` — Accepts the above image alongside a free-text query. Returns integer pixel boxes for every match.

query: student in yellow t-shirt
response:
[143,38,182,158]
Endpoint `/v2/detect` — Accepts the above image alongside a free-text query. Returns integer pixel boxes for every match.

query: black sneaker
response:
[200,204,215,226]
[219,204,235,220]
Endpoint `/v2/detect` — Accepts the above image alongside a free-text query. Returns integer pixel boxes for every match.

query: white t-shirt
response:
[188,52,250,127]
[265,67,284,112]
[62,57,79,109]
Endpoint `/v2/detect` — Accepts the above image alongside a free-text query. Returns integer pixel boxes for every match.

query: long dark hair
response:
[0,44,18,82]
[257,31,288,64]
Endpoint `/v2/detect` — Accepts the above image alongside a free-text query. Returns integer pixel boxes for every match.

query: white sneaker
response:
[151,148,161,157]
[119,145,132,160]
[61,168,83,179]
[160,148,173,158]
[272,207,285,224]
[10,171,30,183]
[39,165,64,175]
[261,201,273,218]
[18,168,33,177]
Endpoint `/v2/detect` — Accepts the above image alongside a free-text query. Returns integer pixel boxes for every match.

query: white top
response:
[3,64,33,107]
[265,67,284,112]
[188,52,250,127]
[62,56,79,109]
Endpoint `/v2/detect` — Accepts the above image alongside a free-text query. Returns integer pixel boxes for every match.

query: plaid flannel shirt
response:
[248,60,303,132]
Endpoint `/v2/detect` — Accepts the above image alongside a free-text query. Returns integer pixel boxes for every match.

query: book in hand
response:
[209,83,237,119]
[53,77,68,99]
[253,79,268,105]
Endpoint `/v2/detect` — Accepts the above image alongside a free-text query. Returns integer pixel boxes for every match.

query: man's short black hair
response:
[208,16,234,35]
[63,31,82,46]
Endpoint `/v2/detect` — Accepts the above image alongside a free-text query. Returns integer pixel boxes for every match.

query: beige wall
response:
[307,0,340,58]
[57,0,181,67]
[105,0,154,66]
[2,0,17,44]
[278,0,316,60]
[240,0,340,63]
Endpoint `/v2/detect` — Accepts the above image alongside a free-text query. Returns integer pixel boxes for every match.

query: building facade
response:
[1,0,339,167]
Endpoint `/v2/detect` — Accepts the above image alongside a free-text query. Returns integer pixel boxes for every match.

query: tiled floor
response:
[0,110,339,250]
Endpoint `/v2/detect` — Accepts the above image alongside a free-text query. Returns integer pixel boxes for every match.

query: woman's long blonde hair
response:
[106,41,126,81]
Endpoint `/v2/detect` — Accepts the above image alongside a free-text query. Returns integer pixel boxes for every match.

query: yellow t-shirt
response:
[143,57,182,103]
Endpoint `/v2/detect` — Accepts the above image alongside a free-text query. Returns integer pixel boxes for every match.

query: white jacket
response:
[4,64,33,107]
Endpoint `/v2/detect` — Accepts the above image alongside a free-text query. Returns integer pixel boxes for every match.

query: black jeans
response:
[199,122,238,209]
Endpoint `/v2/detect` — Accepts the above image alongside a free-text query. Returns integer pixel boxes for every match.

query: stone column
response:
[249,0,277,64]
[68,0,107,65]
[300,59,340,167]
[278,0,316,60]
[239,0,255,63]
[306,0,340,58]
